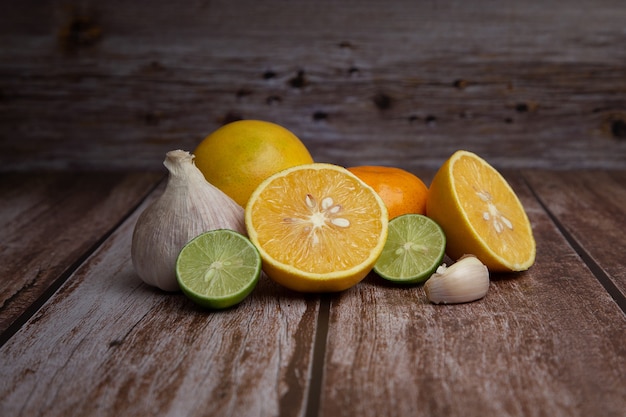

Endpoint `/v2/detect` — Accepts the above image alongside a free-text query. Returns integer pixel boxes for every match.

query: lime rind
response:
[374,214,446,284]
[176,229,261,309]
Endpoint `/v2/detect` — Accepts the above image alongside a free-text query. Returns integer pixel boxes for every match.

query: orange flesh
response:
[452,155,534,266]
[248,168,386,274]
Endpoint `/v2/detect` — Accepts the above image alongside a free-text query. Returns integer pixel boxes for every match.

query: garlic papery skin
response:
[424,255,489,304]
[131,149,246,292]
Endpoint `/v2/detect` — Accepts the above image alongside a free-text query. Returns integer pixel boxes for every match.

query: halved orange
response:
[245,163,388,292]
[426,150,536,272]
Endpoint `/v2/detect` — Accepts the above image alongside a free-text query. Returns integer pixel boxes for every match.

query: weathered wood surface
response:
[320,173,626,417]
[1,0,625,171]
[0,187,318,417]
[0,172,162,342]
[524,170,626,305]
[1,0,626,414]
[0,170,625,417]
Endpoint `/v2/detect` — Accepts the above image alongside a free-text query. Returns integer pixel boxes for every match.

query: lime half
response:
[374,214,446,284]
[176,229,261,309]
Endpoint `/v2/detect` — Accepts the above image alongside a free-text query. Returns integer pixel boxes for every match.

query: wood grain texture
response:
[0,191,318,417]
[524,170,626,301]
[0,172,162,339]
[320,173,626,417]
[0,170,625,416]
[1,0,625,171]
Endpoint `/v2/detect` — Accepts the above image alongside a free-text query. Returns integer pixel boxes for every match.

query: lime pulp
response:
[176,229,261,309]
[374,214,446,284]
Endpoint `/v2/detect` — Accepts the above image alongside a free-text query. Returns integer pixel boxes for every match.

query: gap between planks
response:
[303,170,626,415]
[306,295,331,417]
[0,176,166,348]
[522,173,626,315]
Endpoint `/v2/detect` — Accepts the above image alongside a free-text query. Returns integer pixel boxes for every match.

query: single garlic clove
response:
[424,255,489,304]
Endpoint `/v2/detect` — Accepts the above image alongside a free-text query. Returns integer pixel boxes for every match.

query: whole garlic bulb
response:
[131,150,246,291]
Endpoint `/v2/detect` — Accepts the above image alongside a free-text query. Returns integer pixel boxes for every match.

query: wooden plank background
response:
[524,170,626,303]
[320,173,626,417]
[0,172,162,341]
[0,190,319,417]
[1,0,625,171]
[0,170,624,417]
[1,1,626,416]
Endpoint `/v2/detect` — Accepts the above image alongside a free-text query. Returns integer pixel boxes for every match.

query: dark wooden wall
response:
[1,0,625,171]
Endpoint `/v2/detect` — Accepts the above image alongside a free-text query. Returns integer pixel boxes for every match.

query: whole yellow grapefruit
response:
[194,120,314,207]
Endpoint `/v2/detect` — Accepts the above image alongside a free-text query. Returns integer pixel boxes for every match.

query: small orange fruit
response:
[426,150,536,272]
[245,163,388,292]
[347,165,428,220]
[194,120,314,207]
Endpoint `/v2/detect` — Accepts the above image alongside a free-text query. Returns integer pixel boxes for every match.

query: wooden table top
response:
[1,0,625,416]
[1,169,625,416]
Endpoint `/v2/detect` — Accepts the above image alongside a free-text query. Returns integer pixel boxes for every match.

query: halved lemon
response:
[426,150,536,272]
[245,163,388,292]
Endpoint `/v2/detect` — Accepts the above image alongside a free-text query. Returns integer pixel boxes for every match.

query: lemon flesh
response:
[245,163,388,292]
[427,150,536,272]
